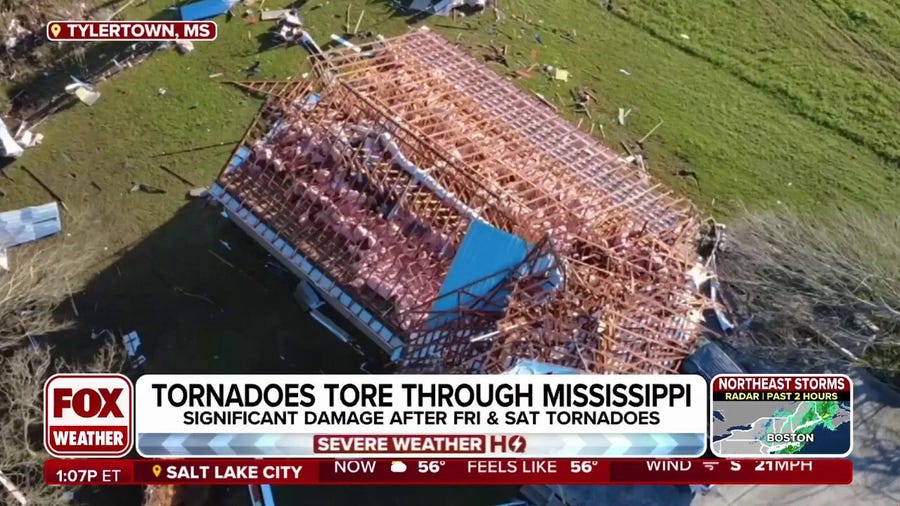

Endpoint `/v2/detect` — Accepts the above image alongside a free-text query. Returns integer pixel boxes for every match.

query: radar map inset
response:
[710,375,852,458]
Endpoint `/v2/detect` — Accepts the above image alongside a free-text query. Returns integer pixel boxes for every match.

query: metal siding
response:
[0,202,62,248]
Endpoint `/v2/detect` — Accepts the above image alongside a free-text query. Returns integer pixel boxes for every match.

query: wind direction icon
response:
[703,462,720,471]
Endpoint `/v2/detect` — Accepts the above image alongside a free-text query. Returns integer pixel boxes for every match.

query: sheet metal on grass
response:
[0,202,61,248]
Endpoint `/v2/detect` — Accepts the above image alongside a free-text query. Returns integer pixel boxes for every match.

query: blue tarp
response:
[180,0,234,21]
[428,220,529,327]
[0,202,61,248]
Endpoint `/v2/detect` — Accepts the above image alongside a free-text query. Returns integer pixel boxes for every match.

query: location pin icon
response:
[49,23,62,39]
[152,465,162,478]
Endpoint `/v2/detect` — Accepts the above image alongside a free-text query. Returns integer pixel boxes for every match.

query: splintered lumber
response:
[217,29,704,377]
[345,4,351,33]
[639,119,664,144]
[533,92,558,111]
[353,10,365,35]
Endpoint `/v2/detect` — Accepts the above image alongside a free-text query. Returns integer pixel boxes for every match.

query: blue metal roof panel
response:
[429,221,529,327]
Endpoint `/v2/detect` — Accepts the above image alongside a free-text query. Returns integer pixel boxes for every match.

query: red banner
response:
[45,458,852,486]
[45,21,217,41]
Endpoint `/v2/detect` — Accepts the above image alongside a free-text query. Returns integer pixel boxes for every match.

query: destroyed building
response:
[211,28,709,375]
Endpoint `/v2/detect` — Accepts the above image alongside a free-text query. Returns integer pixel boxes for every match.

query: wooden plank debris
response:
[638,119,664,144]
[353,10,365,35]
[21,167,69,211]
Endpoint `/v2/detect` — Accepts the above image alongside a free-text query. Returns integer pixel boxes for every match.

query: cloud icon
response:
[390,461,407,473]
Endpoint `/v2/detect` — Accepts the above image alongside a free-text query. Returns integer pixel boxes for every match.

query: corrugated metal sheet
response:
[179,0,234,20]
[429,220,529,326]
[0,202,61,248]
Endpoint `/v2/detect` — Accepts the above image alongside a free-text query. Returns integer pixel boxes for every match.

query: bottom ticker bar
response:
[44,458,853,486]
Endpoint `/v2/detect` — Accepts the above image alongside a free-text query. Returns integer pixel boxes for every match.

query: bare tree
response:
[0,340,125,506]
[0,228,106,350]
[718,208,900,375]
[0,218,124,505]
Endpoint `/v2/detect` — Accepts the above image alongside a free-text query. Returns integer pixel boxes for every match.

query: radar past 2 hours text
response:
[715,376,849,401]
[150,381,694,426]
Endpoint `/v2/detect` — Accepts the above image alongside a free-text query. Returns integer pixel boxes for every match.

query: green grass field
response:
[3,0,898,224]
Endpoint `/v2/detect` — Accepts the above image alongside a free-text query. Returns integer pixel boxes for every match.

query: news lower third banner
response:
[134,375,708,458]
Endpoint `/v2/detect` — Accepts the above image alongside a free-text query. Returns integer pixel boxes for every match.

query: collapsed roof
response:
[216,28,709,374]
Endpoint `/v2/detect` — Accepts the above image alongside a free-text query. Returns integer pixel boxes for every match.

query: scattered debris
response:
[0,118,24,159]
[298,31,322,54]
[534,34,543,45]
[482,43,508,66]
[157,87,168,96]
[261,8,291,20]
[674,168,700,185]
[16,129,43,148]
[219,239,233,251]
[533,92,558,112]
[21,168,69,211]
[331,34,361,53]
[188,187,210,198]
[617,107,631,125]
[618,68,631,76]
[624,154,648,176]
[0,470,27,506]
[130,183,166,194]
[273,10,303,43]
[65,276,79,316]
[553,68,569,81]
[245,61,262,76]
[638,119,664,144]
[515,69,533,79]
[243,11,259,24]
[107,0,139,20]
[64,77,101,106]
[620,140,636,160]
[175,40,195,53]
[122,331,148,369]
[91,328,115,341]
[679,33,690,40]
[4,18,30,52]
[353,10,365,35]
[408,0,484,15]
[345,3,352,33]
[180,0,238,20]
[158,165,197,186]
[0,202,62,270]
[209,72,224,78]
[153,139,240,157]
